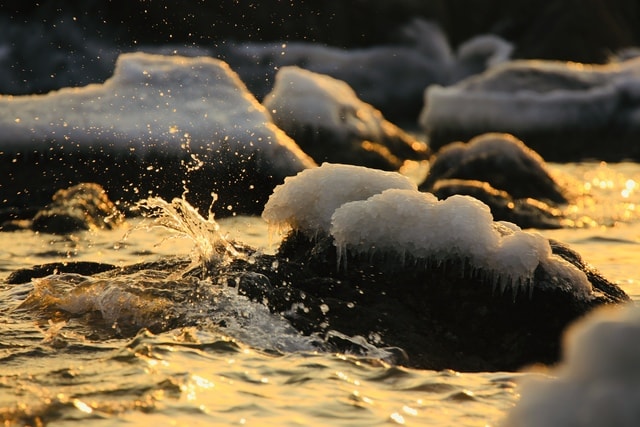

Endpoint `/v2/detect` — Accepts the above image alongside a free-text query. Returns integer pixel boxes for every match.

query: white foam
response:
[261,163,417,235]
[502,303,640,427]
[0,52,315,177]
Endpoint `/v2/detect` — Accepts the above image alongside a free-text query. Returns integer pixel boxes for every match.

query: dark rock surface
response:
[418,133,572,228]
[430,179,564,229]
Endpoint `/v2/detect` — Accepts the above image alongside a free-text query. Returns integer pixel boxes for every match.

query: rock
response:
[430,179,564,229]
[263,66,429,170]
[6,261,118,284]
[420,59,640,161]
[0,52,316,217]
[420,133,569,204]
[249,229,628,372]
[256,163,629,370]
[28,183,124,234]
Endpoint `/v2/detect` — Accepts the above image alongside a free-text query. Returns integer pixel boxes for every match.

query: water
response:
[1,162,639,426]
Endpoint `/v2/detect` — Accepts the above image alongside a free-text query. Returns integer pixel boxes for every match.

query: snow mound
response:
[502,303,640,427]
[262,163,416,235]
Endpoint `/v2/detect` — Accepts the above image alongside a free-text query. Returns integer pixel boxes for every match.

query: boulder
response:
[0,52,316,217]
[27,183,124,234]
[420,59,640,161]
[430,179,564,229]
[263,66,429,170]
[420,133,569,204]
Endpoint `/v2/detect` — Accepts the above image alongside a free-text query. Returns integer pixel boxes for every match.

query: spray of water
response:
[135,195,241,276]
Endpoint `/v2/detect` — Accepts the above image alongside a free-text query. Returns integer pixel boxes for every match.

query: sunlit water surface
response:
[1,162,639,426]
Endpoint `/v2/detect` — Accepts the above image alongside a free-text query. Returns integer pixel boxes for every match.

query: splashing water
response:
[134,196,242,275]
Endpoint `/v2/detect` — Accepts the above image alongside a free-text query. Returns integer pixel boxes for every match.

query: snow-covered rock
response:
[263,66,429,170]
[420,58,640,161]
[0,52,316,215]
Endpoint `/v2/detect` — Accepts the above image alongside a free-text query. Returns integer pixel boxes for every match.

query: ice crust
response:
[262,163,592,296]
[262,163,417,235]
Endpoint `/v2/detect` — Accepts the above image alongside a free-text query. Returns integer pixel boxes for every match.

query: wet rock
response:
[29,183,124,234]
[254,231,629,372]
[263,66,429,170]
[420,133,569,204]
[430,179,564,229]
[6,261,118,284]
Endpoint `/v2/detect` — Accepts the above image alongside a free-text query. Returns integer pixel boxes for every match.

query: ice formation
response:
[502,303,640,427]
[330,189,589,295]
[0,51,314,176]
[261,163,417,235]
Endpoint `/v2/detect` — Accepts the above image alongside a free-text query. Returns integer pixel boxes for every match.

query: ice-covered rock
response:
[262,163,628,370]
[330,189,584,296]
[0,52,316,216]
[420,58,640,161]
[262,66,429,170]
[264,162,590,298]
[502,303,640,427]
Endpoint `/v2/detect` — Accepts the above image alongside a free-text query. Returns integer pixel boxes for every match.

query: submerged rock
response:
[263,66,429,170]
[420,58,640,161]
[0,52,316,217]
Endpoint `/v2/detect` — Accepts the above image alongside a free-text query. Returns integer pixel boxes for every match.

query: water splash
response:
[134,196,242,276]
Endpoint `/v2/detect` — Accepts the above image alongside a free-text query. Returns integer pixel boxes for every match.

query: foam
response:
[261,163,417,235]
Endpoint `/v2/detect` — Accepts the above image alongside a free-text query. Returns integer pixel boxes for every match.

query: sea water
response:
[0,161,639,426]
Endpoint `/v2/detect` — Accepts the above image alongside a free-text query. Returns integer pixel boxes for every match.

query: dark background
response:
[2,0,640,63]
